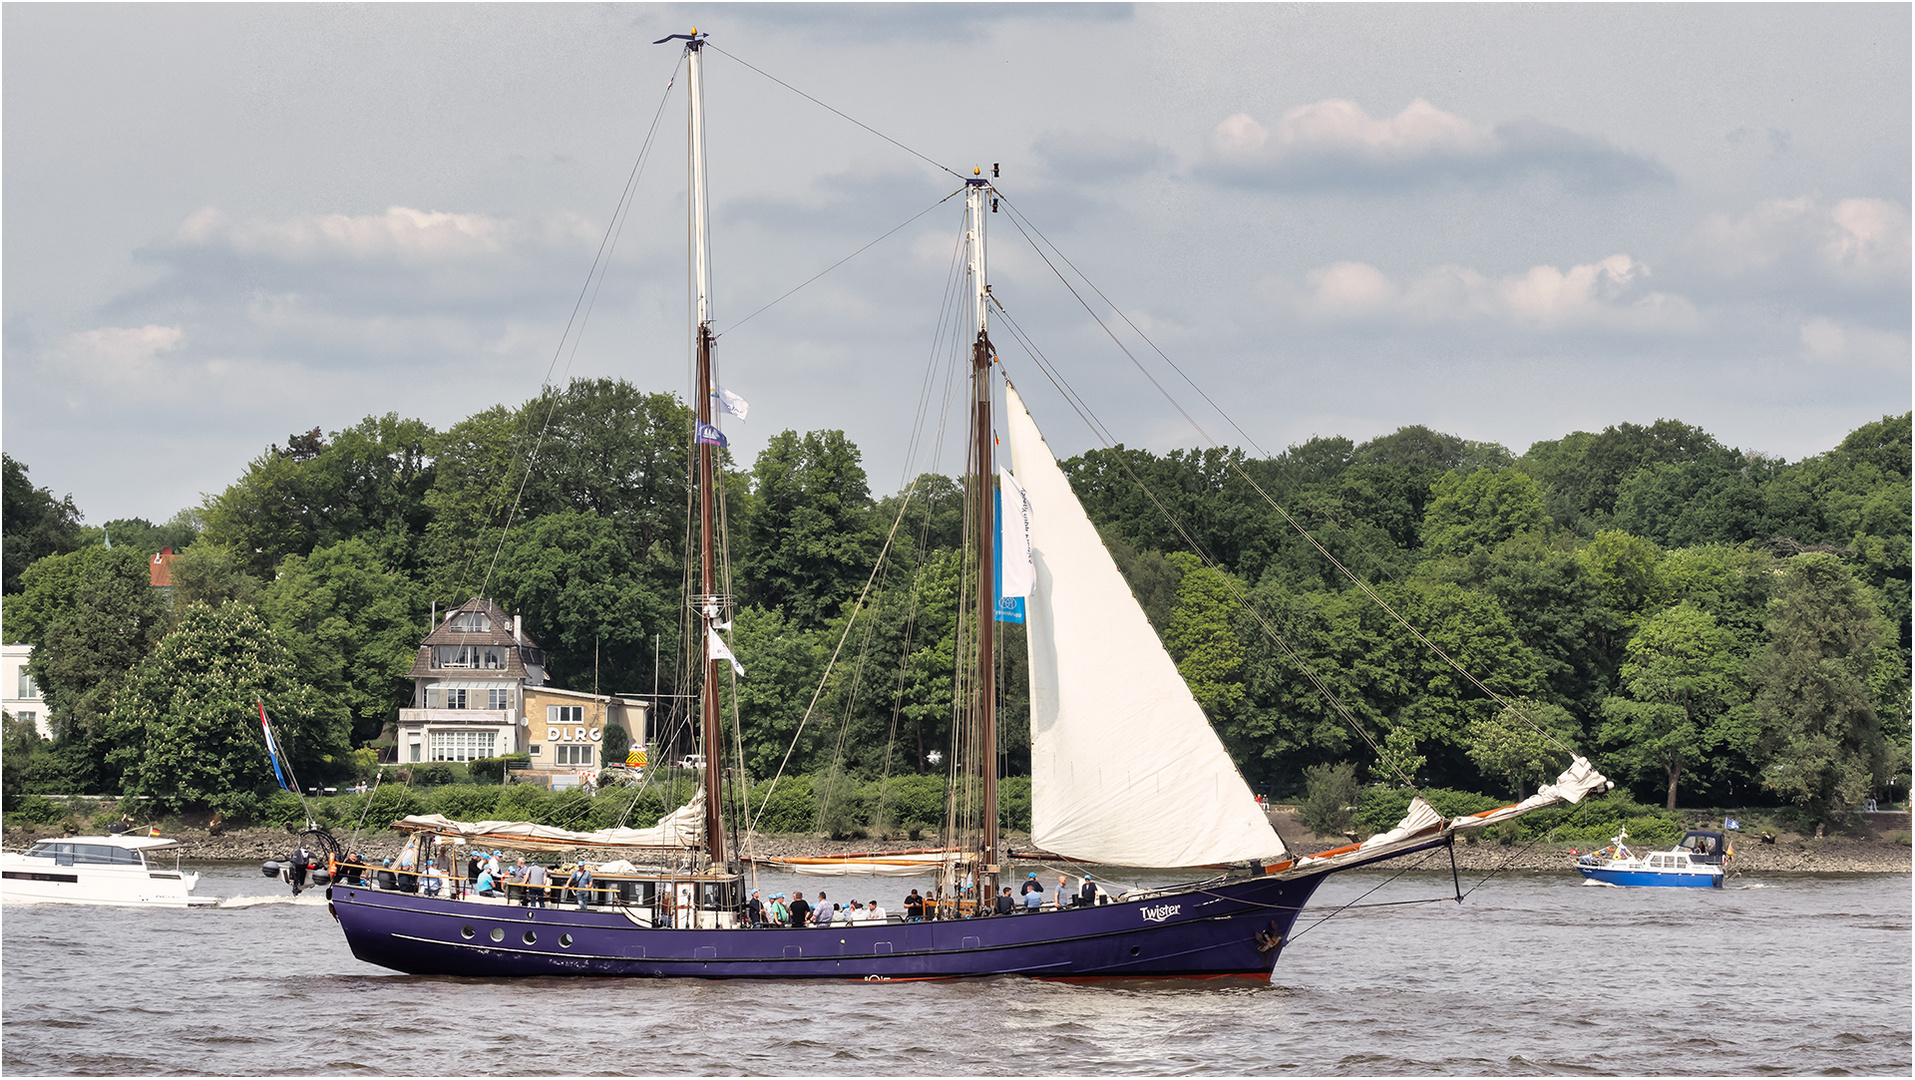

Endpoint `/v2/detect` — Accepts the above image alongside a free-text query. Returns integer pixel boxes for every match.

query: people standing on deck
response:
[659,888,678,928]
[522,861,548,907]
[903,889,924,921]
[814,893,835,926]
[1054,874,1068,911]
[565,864,593,910]
[769,892,791,926]
[995,887,1016,915]
[1021,872,1044,899]
[747,890,765,926]
[1023,884,1043,912]
[1078,877,1098,908]
[786,891,810,927]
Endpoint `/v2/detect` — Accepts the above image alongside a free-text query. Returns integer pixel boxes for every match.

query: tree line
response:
[2,381,1906,828]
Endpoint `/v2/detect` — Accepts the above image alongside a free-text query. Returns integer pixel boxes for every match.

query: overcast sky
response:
[5,3,1908,525]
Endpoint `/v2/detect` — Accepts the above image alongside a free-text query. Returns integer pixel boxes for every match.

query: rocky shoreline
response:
[4,824,1906,874]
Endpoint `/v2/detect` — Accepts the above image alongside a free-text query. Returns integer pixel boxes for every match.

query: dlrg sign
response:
[547,726,602,743]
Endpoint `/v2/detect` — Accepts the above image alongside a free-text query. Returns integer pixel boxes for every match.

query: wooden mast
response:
[686,32,726,870]
[965,172,998,902]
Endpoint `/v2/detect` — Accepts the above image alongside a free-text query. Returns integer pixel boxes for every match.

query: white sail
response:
[1004,382,1286,867]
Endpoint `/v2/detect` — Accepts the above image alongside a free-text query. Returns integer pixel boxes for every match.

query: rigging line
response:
[744,211,968,833]
[993,208,1571,761]
[704,43,966,182]
[466,57,684,602]
[740,475,926,837]
[992,304,1407,783]
[717,188,965,337]
[1281,843,1450,943]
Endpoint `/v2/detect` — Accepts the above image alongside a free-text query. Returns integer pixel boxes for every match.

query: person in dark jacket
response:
[787,892,812,927]
[995,887,1016,915]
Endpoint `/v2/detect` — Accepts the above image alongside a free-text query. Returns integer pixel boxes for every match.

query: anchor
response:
[1254,921,1285,954]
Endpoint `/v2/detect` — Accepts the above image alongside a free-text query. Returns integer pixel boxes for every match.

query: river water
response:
[3,861,1907,1075]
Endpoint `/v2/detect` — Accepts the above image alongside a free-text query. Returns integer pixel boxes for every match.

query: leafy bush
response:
[998,777,1032,833]
[747,775,815,833]
[467,756,527,785]
[494,782,556,823]
[1300,762,1361,837]
[815,771,868,839]
[5,794,72,827]
[257,789,307,828]
[410,762,460,787]
[874,774,946,837]
[430,785,502,821]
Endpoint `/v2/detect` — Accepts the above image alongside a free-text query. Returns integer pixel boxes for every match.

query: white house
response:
[2,643,50,738]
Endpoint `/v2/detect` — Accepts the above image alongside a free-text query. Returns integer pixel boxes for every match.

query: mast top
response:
[653,29,706,45]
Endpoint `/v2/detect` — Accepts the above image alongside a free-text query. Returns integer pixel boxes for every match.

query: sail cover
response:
[393,793,705,851]
[1003,383,1286,867]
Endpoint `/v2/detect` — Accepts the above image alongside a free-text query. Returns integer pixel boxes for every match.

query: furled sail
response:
[393,793,705,852]
[1003,382,1286,867]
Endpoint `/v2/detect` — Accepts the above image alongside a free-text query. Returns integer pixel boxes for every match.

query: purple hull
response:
[328,873,1324,979]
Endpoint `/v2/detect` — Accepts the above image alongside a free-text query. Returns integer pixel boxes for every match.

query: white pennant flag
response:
[707,626,745,676]
[716,387,750,420]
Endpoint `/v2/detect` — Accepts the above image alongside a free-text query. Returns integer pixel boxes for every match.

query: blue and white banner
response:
[695,421,728,447]
[993,472,1032,624]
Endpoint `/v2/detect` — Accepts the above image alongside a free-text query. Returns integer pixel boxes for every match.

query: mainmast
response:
[685,31,726,870]
[965,171,998,903]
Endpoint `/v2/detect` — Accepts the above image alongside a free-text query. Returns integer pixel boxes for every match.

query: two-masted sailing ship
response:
[327,32,1611,979]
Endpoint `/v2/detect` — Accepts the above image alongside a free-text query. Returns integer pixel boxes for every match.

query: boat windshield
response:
[22,842,144,866]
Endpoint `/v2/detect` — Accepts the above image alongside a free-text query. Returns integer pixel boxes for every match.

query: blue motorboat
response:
[1576,829,1728,888]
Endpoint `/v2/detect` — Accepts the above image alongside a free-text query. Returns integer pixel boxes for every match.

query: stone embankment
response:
[2,824,1906,873]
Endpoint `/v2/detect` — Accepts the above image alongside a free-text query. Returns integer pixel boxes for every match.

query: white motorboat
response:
[1,834,215,907]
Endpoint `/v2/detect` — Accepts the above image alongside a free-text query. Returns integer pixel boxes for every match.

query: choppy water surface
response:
[3,863,1907,1075]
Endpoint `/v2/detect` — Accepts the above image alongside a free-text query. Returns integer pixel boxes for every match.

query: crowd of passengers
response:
[337,849,1113,922]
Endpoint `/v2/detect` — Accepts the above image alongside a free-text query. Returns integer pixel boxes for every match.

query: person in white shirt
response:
[866,899,887,922]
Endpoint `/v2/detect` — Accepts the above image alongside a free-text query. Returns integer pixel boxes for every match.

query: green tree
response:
[1299,761,1360,837]
[23,547,166,793]
[489,510,677,695]
[1749,554,1887,825]
[1521,419,1720,535]
[742,429,881,629]
[1163,553,1246,719]
[1467,698,1578,801]
[167,543,265,614]
[1598,603,1748,810]
[1370,727,1425,788]
[201,414,437,578]
[1422,468,1548,557]
[105,603,347,814]
[726,605,830,780]
[2,710,50,808]
[260,539,422,747]
[2,454,85,595]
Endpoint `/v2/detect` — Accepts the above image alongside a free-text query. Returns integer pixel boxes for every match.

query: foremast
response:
[685,31,727,871]
[964,172,999,904]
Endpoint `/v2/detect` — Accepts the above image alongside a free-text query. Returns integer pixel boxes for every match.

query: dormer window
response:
[450,611,491,633]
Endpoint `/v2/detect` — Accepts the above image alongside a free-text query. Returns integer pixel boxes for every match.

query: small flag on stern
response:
[695,421,728,447]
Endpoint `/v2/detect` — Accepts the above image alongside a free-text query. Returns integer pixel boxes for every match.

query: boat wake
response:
[217,893,329,909]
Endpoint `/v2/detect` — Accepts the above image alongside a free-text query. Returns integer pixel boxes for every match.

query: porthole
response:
[559,934,574,948]
[523,930,538,945]
[1129,946,1141,956]
[490,927,505,942]
[461,925,475,940]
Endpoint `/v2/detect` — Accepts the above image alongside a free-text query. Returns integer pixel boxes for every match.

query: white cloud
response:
[167,206,595,265]
[1202,99,1666,190]
[1285,254,1699,333]
[45,324,185,390]
[1687,195,1911,289]
[1799,316,1910,368]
